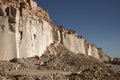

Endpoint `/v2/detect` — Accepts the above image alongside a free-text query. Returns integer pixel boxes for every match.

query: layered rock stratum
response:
[0,0,108,61]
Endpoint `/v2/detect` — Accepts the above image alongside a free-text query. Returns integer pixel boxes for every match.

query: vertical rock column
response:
[88,44,100,59]
[0,5,17,60]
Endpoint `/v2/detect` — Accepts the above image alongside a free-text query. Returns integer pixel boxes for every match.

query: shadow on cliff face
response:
[0,43,120,80]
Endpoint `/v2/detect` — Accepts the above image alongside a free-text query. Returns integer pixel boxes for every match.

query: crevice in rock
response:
[84,40,88,55]
[19,6,23,17]
[19,31,23,40]
[59,30,63,44]
[8,16,16,23]
[9,24,15,33]
[33,34,36,40]
[9,7,16,23]
[11,6,16,17]
[5,6,17,23]
[5,7,10,16]
[19,2,26,17]
[20,2,26,9]
[26,0,32,9]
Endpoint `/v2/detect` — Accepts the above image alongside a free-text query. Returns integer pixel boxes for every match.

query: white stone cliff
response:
[0,0,109,61]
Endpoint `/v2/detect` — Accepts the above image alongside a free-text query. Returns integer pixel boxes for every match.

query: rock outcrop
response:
[0,0,109,61]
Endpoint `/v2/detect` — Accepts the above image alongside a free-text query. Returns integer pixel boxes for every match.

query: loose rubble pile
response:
[0,44,120,80]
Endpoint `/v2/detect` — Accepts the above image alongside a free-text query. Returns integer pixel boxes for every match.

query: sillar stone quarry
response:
[0,0,120,80]
[0,0,108,61]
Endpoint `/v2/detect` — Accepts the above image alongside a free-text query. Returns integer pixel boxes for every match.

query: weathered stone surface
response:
[98,48,109,62]
[0,0,109,61]
[88,44,100,59]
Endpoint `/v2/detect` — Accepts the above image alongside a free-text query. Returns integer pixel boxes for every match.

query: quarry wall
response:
[0,0,109,61]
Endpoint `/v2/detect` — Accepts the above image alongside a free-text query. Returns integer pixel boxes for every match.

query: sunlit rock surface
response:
[0,0,109,61]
